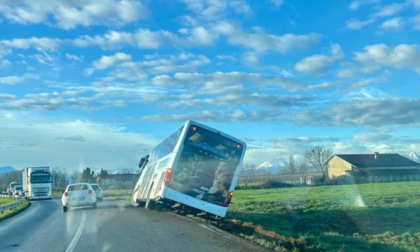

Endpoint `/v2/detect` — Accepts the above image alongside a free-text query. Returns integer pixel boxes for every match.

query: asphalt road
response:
[0,199,268,252]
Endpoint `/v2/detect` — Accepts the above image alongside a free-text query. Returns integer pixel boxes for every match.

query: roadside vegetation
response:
[0,198,30,222]
[220,181,420,251]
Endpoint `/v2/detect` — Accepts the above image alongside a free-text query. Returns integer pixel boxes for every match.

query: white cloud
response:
[348,0,380,11]
[215,22,321,53]
[0,116,156,171]
[0,74,39,85]
[268,0,285,9]
[1,37,61,53]
[380,17,404,30]
[295,44,344,75]
[86,52,132,75]
[0,0,148,30]
[345,19,374,30]
[355,44,420,73]
[65,53,83,62]
[181,0,251,21]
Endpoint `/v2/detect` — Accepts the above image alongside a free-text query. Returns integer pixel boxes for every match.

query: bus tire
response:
[131,189,140,207]
[145,185,155,210]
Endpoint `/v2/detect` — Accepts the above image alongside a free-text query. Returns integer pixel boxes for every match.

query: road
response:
[0,199,268,252]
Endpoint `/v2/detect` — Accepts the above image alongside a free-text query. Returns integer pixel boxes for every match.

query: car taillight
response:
[64,192,68,197]
[163,168,172,186]
[88,189,93,194]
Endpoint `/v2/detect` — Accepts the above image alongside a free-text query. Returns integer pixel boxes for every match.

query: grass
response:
[103,189,131,201]
[223,181,420,251]
[0,198,30,222]
[0,197,15,205]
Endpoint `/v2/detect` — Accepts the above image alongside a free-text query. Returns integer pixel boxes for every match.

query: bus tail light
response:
[220,191,234,207]
[163,168,173,186]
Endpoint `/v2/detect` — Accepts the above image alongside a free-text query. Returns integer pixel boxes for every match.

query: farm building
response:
[326,153,420,183]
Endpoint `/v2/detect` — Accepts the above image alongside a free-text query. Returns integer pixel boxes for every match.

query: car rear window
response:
[68,185,88,191]
[91,185,98,190]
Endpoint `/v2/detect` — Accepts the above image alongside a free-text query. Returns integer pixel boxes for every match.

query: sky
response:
[0,0,419,172]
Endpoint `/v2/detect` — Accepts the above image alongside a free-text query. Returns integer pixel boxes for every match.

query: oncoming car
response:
[62,183,97,212]
[90,184,103,201]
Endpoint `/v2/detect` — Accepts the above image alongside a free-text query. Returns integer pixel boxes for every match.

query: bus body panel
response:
[132,120,246,217]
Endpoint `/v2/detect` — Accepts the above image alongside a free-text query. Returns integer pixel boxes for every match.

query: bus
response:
[131,120,246,218]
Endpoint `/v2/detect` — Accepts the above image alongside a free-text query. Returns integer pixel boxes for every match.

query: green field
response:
[224,181,420,251]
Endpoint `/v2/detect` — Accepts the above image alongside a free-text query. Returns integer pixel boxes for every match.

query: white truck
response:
[22,166,52,200]
[7,181,20,195]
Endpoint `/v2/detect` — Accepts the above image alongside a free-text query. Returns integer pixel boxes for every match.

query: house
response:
[327,152,420,182]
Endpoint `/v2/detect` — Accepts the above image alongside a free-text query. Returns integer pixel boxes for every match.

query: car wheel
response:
[63,206,68,212]
[93,203,97,209]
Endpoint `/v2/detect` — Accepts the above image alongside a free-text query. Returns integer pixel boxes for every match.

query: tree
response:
[80,167,95,183]
[51,167,68,189]
[239,163,257,188]
[286,154,297,174]
[72,169,81,183]
[304,145,333,180]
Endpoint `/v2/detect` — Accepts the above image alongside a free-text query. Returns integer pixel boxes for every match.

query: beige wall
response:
[328,156,352,179]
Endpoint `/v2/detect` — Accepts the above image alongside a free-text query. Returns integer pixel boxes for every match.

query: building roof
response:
[334,153,420,169]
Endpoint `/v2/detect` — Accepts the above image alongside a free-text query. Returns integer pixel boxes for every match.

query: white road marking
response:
[65,212,86,252]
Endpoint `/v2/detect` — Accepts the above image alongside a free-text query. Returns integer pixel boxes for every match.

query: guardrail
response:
[0,197,25,214]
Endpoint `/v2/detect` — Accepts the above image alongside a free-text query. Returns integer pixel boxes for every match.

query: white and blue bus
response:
[131,120,246,218]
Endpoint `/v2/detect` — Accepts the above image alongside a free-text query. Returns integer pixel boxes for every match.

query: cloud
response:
[0,0,148,30]
[295,98,420,127]
[86,52,132,75]
[215,22,321,53]
[0,74,39,85]
[0,37,61,53]
[0,115,156,170]
[345,19,374,30]
[354,44,420,73]
[348,0,380,11]
[181,0,252,21]
[295,44,344,75]
[380,17,405,30]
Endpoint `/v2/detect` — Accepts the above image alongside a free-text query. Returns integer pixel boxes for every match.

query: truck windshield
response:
[31,174,51,183]
[170,124,244,205]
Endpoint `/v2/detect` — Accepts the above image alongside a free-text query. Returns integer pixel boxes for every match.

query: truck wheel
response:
[63,206,68,212]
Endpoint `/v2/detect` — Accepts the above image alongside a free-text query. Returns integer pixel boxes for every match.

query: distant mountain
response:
[256,159,287,174]
[405,152,419,162]
[0,166,17,174]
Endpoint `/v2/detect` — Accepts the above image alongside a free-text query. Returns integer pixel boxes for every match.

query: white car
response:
[90,184,103,201]
[62,183,97,212]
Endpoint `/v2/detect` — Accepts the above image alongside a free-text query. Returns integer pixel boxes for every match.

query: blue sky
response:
[0,0,419,172]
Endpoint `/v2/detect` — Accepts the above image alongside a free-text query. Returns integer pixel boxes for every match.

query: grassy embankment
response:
[99,182,420,251]
[0,198,30,222]
[223,181,420,251]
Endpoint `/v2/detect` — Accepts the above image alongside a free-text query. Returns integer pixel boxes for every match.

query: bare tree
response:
[239,163,257,188]
[286,154,297,174]
[304,145,333,180]
[51,167,69,189]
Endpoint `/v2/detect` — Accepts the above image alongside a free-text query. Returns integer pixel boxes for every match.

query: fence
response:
[238,172,324,187]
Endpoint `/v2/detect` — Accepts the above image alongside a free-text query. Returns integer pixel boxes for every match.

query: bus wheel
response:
[131,189,139,207]
[145,185,155,210]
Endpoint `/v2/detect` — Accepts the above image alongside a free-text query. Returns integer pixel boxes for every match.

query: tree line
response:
[0,167,110,192]
[239,145,333,186]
